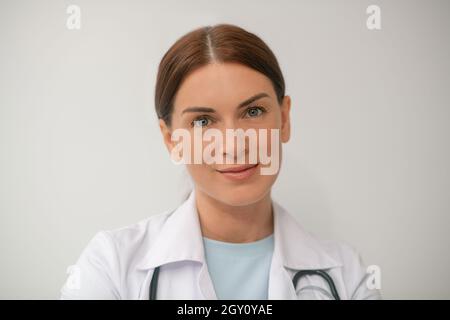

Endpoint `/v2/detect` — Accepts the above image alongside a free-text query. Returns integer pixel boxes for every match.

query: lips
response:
[215,163,259,181]
[216,164,257,173]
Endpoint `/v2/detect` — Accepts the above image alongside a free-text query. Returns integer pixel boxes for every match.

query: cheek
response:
[185,163,213,181]
[256,128,281,155]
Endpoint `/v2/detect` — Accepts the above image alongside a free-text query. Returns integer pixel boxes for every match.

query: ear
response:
[159,119,174,153]
[280,95,291,143]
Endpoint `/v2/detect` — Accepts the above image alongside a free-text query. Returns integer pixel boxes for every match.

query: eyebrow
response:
[181,92,270,115]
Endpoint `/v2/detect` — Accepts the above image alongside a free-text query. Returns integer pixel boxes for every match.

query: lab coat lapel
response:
[268,200,343,299]
[136,189,217,299]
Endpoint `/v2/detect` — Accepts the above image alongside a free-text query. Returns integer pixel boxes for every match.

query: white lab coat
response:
[60,189,382,300]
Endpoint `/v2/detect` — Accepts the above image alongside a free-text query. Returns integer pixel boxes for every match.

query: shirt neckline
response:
[202,233,274,257]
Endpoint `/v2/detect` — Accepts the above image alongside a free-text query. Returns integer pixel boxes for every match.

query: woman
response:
[60,24,381,300]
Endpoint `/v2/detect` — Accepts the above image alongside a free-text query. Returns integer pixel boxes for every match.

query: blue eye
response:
[245,106,265,118]
[191,117,211,127]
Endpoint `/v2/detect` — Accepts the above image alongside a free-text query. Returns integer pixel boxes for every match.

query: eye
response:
[191,116,212,128]
[245,106,265,118]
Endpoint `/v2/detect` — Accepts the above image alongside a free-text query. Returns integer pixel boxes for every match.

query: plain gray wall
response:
[1,0,449,299]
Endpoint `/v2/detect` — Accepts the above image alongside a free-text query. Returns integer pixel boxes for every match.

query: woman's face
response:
[160,62,291,206]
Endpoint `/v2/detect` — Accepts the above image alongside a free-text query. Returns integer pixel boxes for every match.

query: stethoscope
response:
[148,266,340,300]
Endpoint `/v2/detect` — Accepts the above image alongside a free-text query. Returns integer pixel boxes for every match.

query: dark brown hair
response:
[154,23,286,127]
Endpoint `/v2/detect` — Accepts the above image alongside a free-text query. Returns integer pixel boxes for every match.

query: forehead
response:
[173,62,275,111]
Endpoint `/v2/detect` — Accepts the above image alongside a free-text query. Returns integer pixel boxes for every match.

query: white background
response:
[1,0,449,299]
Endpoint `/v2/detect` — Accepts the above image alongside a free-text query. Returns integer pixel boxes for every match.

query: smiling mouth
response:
[215,163,259,181]
[216,163,258,173]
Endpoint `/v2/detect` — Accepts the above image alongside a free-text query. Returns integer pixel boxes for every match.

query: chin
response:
[212,183,272,207]
[191,168,278,207]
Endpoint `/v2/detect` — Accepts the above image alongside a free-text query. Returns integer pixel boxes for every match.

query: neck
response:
[195,187,274,243]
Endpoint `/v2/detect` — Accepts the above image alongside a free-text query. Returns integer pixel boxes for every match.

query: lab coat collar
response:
[136,189,342,271]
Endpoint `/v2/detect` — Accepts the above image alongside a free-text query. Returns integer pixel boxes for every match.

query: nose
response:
[219,123,248,164]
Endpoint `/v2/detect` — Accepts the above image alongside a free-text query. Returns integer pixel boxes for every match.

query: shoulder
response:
[103,209,173,250]
[88,208,175,271]
[317,237,365,268]
[316,238,382,300]
[275,203,381,299]
[60,209,174,299]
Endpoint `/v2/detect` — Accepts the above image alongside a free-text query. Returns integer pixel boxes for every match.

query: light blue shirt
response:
[202,234,274,300]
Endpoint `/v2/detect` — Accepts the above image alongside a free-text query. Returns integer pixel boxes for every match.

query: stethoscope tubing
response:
[148,266,340,300]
